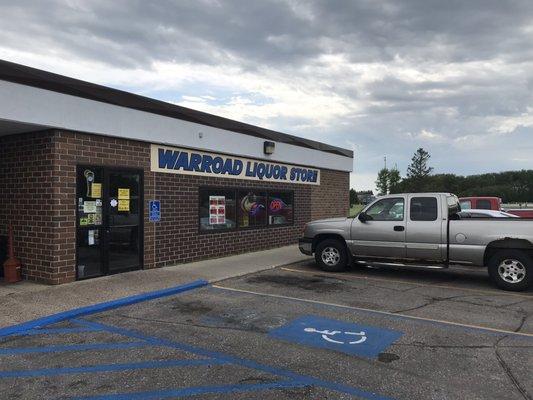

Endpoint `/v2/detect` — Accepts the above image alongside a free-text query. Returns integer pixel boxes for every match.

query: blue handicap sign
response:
[269,315,403,358]
[149,200,161,222]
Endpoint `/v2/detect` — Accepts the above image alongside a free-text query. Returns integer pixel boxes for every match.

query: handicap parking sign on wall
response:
[269,315,403,358]
[149,200,161,222]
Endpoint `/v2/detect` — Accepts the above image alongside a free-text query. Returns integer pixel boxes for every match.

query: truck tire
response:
[315,239,348,272]
[487,249,533,291]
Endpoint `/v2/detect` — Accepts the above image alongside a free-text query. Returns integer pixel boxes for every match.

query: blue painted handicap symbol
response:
[269,315,403,358]
[149,200,161,222]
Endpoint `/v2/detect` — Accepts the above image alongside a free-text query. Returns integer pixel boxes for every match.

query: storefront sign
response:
[150,144,320,185]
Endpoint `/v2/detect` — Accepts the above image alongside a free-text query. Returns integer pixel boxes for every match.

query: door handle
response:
[394,226,405,232]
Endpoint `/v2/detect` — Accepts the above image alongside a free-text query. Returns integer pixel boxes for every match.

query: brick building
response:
[0,60,353,284]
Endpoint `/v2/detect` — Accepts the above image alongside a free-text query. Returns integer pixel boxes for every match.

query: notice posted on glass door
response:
[209,196,226,225]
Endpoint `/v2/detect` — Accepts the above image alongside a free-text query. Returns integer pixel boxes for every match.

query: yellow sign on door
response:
[118,188,130,199]
[118,199,130,212]
[91,183,102,198]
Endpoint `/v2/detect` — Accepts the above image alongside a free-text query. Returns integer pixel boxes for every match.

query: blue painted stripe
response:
[73,319,394,400]
[0,341,150,355]
[0,279,208,338]
[73,381,309,400]
[0,358,226,378]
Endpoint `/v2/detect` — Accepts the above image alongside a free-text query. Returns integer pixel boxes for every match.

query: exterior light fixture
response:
[264,141,275,155]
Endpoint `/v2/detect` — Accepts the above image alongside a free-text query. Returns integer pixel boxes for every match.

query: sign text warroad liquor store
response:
[150,145,320,185]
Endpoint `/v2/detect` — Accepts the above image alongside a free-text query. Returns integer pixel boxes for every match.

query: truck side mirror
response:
[358,212,371,222]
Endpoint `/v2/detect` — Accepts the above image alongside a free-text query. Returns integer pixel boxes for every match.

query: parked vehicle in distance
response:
[459,196,502,211]
[458,209,519,219]
[299,193,533,291]
[505,208,533,218]
[460,196,533,217]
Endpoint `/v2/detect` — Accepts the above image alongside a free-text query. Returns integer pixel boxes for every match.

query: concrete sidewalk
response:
[0,245,310,328]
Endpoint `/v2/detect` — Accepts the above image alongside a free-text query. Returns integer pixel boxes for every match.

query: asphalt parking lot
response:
[1,261,532,399]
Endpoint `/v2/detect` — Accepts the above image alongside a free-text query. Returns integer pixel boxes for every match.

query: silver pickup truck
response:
[299,193,533,291]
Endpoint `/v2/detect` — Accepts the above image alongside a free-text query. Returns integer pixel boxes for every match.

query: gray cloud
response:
[1,0,533,189]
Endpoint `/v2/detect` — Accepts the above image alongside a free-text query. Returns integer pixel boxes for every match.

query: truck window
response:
[366,198,404,221]
[476,199,492,210]
[460,200,472,209]
[410,197,438,221]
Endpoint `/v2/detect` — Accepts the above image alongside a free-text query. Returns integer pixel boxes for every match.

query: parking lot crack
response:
[392,300,434,314]
[513,310,528,333]
[392,295,462,314]
[494,335,532,400]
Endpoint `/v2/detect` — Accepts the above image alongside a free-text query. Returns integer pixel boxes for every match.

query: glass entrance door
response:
[76,166,143,279]
[106,170,142,274]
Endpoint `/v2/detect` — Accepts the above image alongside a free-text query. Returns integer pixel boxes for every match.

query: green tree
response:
[349,188,358,205]
[405,148,433,191]
[375,168,390,195]
[407,148,433,179]
[388,168,402,193]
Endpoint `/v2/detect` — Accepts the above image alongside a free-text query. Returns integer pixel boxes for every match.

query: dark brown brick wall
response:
[311,169,350,220]
[0,131,57,282]
[0,130,349,284]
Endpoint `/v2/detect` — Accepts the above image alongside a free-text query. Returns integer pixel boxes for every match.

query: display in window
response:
[241,194,265,216]
[199,190,236,231]
[238,191,266,227]
[269,198,287,213]
[268,192,294,225]
[209,196,226,225]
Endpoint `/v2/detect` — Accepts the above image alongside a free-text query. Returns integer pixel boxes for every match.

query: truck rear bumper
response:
[298,238,313,255]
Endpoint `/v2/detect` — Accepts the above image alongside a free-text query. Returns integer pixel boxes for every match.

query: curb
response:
[208,258,311,284]
[0,279,208,337]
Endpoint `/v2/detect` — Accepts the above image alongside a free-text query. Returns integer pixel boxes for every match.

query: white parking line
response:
[280,267,533,300]
[212,284,533,338]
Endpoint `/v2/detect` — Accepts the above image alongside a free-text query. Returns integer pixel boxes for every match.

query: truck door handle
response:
[394,226,405,232]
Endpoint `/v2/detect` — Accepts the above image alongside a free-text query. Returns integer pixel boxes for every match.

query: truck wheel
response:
[487,250,533,291]
[315,239,348,272]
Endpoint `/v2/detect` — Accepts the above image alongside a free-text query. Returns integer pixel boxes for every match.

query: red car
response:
[505,209,533,218]
[459,196,533,218]
[459,197,502,211]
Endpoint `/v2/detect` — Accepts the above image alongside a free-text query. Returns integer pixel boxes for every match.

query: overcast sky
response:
[1,0,532,190]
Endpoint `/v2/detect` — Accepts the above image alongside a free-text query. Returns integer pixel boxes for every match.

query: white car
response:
[458,209,519,218]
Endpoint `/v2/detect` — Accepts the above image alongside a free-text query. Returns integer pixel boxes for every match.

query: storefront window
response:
[268,192,294,225]
[237,190,267,228]
[199,187,294,232]
[199,189,236,231]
